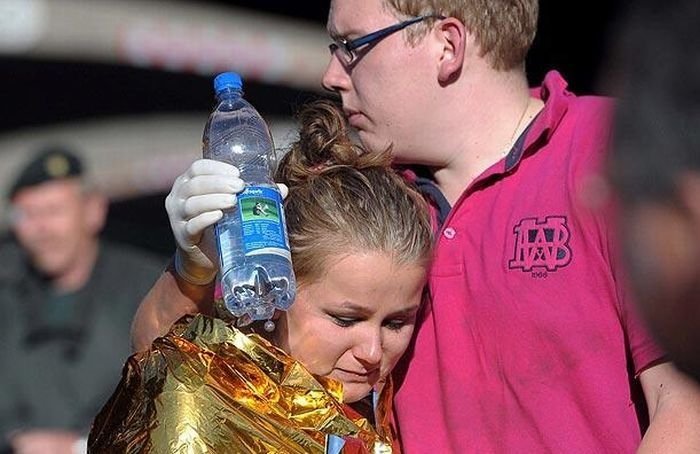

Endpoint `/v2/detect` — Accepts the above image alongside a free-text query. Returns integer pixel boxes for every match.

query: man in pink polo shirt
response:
[132,0,700,452]
[390,71,675,452]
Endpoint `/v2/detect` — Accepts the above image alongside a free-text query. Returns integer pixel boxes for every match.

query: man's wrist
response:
[174,249,216,286]
[166,257,216,313]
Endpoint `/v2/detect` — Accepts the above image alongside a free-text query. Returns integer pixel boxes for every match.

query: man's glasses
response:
[329,14,445,66]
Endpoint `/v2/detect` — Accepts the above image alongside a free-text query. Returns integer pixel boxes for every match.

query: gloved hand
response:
[165,159,288,285]
[166,159,241,285]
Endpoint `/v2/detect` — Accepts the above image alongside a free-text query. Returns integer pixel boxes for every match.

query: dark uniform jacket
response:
[0,239,164,452]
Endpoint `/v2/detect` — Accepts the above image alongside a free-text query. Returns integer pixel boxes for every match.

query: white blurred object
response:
[0,0,48,53]
[0,0,329,91]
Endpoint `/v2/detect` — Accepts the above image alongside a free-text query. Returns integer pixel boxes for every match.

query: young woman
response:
[88,101,433,453]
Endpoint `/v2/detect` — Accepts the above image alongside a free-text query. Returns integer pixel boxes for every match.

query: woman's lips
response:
[333,368,379,381]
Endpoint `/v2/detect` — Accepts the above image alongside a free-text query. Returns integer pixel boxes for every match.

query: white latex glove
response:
[165,159,288,285]
[166,159,242,285]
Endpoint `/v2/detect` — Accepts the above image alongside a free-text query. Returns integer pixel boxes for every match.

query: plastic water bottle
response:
[203,71,296,325]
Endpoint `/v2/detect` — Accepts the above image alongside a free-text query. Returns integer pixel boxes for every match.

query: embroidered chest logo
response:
[509,216,572,272]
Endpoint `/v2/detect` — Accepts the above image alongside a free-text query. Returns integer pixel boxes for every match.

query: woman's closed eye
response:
[331,314,361,328]
[384,318,410,331]
[329,314,413,331]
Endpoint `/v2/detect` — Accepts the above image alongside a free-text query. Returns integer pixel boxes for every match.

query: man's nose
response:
[321,53,350,93]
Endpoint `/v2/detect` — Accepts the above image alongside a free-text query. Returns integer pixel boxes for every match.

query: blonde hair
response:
[276,100,433,284]
[385,0,538,70]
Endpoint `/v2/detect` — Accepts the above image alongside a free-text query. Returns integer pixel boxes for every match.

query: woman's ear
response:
[436,17,467,85]
[269,308,287,346]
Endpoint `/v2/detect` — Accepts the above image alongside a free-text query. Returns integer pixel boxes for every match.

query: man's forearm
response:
[638,363,700,453]
[131,259,215,351]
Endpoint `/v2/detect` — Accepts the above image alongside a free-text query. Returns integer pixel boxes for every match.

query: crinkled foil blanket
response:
[88,314,394,453]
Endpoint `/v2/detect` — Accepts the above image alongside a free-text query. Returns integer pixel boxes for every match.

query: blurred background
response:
[0,0,622,259]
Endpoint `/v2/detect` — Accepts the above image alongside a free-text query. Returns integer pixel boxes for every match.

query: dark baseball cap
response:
[8,146,84,199]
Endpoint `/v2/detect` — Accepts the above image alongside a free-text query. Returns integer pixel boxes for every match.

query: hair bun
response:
[276,100,390,185]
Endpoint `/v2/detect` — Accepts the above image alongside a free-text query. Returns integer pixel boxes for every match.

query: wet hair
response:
[609,0,700,205]
[276,100,433,285]
[384,0,538,70]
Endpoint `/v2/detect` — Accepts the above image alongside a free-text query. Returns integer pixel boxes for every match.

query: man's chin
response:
[30,256,69,278]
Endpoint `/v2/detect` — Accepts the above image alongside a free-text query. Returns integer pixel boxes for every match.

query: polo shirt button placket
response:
[443,227,456,239]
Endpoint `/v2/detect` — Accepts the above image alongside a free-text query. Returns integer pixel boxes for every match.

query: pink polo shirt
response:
[393,71,665,453]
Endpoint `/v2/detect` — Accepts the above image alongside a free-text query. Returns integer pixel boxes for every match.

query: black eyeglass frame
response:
[329,14,445,65]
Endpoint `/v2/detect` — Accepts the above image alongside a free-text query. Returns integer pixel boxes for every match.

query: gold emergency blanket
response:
[88,314,395,453]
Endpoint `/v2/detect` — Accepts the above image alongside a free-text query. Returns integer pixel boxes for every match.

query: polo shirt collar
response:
[505,70,571,172]
[400,70,573,223]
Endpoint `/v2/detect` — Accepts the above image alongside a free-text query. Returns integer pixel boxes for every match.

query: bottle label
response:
[236,186,291,258]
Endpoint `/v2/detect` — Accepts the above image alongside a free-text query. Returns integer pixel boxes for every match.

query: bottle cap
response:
[214,72,243,94]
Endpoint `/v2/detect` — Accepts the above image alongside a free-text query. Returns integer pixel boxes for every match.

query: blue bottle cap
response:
[214,72,243,94]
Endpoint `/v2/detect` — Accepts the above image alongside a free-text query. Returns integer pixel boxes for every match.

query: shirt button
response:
[443,227,456,239]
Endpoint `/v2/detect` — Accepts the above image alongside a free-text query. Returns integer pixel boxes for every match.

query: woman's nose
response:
[353,326,383,366]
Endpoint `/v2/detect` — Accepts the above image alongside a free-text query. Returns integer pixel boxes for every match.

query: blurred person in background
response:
[609,0,700,383]
[0,146,164,454]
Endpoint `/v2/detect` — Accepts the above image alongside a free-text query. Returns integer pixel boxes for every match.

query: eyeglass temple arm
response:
[347,15,443,51]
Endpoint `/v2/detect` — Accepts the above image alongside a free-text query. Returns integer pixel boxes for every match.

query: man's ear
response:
[84,192,108,235]
[679,172,700,229]
[436,17,468,85]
